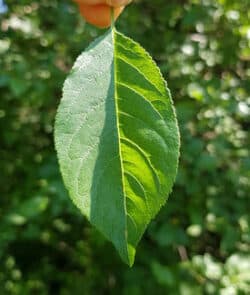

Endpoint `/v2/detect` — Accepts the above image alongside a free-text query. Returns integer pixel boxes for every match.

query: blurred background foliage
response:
[0,0,250,294]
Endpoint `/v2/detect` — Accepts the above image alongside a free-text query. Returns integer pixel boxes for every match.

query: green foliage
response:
[55,28,179,266]
[1,0,249,294]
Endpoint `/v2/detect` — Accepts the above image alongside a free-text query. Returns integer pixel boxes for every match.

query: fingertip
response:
[105,0,130,8]
[78,4,124,28]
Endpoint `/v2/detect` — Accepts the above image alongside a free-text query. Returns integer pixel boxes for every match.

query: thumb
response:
[106,0,130,7]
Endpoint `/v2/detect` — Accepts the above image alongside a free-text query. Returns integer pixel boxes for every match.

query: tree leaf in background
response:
[54,28,180,266]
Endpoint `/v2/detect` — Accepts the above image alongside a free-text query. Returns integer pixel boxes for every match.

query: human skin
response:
[74,0,132,28]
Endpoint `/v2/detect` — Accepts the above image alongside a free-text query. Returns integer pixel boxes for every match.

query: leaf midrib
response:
[111,27,130,265]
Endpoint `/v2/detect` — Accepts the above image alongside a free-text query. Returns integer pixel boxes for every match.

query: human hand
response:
[74,0,132,28]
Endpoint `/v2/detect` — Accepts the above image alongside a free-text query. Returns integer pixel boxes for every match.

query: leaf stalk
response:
[111,7,115,29]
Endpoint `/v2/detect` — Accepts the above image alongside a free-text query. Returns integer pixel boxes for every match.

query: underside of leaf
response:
[55,28,180,266]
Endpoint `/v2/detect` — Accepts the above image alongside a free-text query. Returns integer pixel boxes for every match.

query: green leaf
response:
[54,28,180,266]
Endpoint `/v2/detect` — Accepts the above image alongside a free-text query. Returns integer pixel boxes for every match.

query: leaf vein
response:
[67,100,106,160]
[120,136,161,191]
[118,110,168,152]
[116,55,163,97]
[124,171,150,218]
[117,81,164,121]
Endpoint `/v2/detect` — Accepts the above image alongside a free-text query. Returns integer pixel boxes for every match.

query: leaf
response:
[54,28,180,266]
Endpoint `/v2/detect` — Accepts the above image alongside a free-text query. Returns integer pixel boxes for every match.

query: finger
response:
[106,0,131,7]
[78,4,124,28]
[75,0,131,7]
[75,0,104,5]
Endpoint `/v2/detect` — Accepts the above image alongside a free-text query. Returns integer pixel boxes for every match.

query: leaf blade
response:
[114,31,180,265]
[55,29,180,266]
